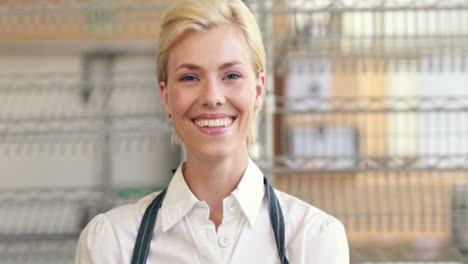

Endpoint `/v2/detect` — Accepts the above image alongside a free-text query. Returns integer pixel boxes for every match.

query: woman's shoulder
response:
[274,189,349,263]
[104,191,162,225]
[273,188,345,234]
[75,191,164,263]
[79,190,163,240]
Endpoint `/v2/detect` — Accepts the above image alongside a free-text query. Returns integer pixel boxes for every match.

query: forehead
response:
[168,25,253,71]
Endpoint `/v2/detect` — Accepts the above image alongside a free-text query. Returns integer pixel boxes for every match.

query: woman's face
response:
[160,25,264,160]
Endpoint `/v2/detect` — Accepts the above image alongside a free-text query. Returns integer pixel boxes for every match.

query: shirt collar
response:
[160,158,265,231]
[231,158,265,227]
[160,162,199,232]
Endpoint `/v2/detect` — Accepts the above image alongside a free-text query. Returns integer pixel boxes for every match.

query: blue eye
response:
[225,73,241,80]
[180,75,197,81]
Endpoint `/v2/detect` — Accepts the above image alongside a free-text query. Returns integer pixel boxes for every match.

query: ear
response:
[159,81,172,117]
[254,72,265,110]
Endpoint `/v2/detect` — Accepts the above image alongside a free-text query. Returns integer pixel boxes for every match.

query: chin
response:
[189,142,243,160]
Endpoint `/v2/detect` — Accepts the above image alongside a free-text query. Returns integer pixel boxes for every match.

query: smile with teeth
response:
[194,117,234,128]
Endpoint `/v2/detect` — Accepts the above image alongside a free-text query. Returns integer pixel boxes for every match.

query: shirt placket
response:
[216,196,245,264]
[189,202,221,264]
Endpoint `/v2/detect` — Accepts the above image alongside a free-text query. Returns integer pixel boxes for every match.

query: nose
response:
[200,78,225,107]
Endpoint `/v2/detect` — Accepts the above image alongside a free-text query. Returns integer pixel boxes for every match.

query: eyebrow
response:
[175,63,200,71]
[219,61,243,70]
[175,61,243,72]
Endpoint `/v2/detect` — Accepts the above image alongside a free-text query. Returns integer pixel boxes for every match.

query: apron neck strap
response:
[264,177,289,264]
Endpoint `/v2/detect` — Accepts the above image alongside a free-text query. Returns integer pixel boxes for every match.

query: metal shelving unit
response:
[256,0,468,73]
[259,96,468,262]
[256,0,468,262]
[0,70,174,263]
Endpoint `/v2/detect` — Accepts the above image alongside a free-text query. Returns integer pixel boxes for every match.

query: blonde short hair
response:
[157,0,266,146]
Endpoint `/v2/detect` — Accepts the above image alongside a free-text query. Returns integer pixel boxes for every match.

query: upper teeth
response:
[195,118,233,128]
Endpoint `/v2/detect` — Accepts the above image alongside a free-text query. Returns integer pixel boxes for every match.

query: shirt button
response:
[218,236,230,248]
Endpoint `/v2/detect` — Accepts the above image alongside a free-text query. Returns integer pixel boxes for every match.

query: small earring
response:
[168,114,172,119]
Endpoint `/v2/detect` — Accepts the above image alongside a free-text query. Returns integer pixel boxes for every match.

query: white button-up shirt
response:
[75,159,349,263]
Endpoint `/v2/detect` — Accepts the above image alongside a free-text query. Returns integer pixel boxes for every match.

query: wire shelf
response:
[0,71,163,118]
[0,186,164,263]
[0,188,106,239]
[0,71,170,143]
[263,0,468,72]
[275,96,468,113]
[267,0,468,12]
[267,94,468,262]
[1,0,467,71]
[351,245,466,263]
[0,0,172,39]
[258,155,468,173]
[0,240,76,264]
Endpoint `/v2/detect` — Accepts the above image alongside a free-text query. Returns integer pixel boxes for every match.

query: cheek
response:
[169,87,192,115]
[229,86,257,117]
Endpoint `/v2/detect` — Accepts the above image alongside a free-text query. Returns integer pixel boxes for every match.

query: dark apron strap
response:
[131,177,289,264]
[264,177,289,264]
[131,188,167,264]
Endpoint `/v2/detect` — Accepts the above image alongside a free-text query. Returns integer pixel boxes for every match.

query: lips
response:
[191,113,236,134]
[191,113,236,120]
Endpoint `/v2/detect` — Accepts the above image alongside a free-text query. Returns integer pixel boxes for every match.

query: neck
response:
[183,150,249,229]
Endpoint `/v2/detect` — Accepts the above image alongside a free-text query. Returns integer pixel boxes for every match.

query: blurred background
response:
[1,0,468,263]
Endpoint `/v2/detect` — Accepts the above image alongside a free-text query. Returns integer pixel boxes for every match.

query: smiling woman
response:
[74,0,349,263]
